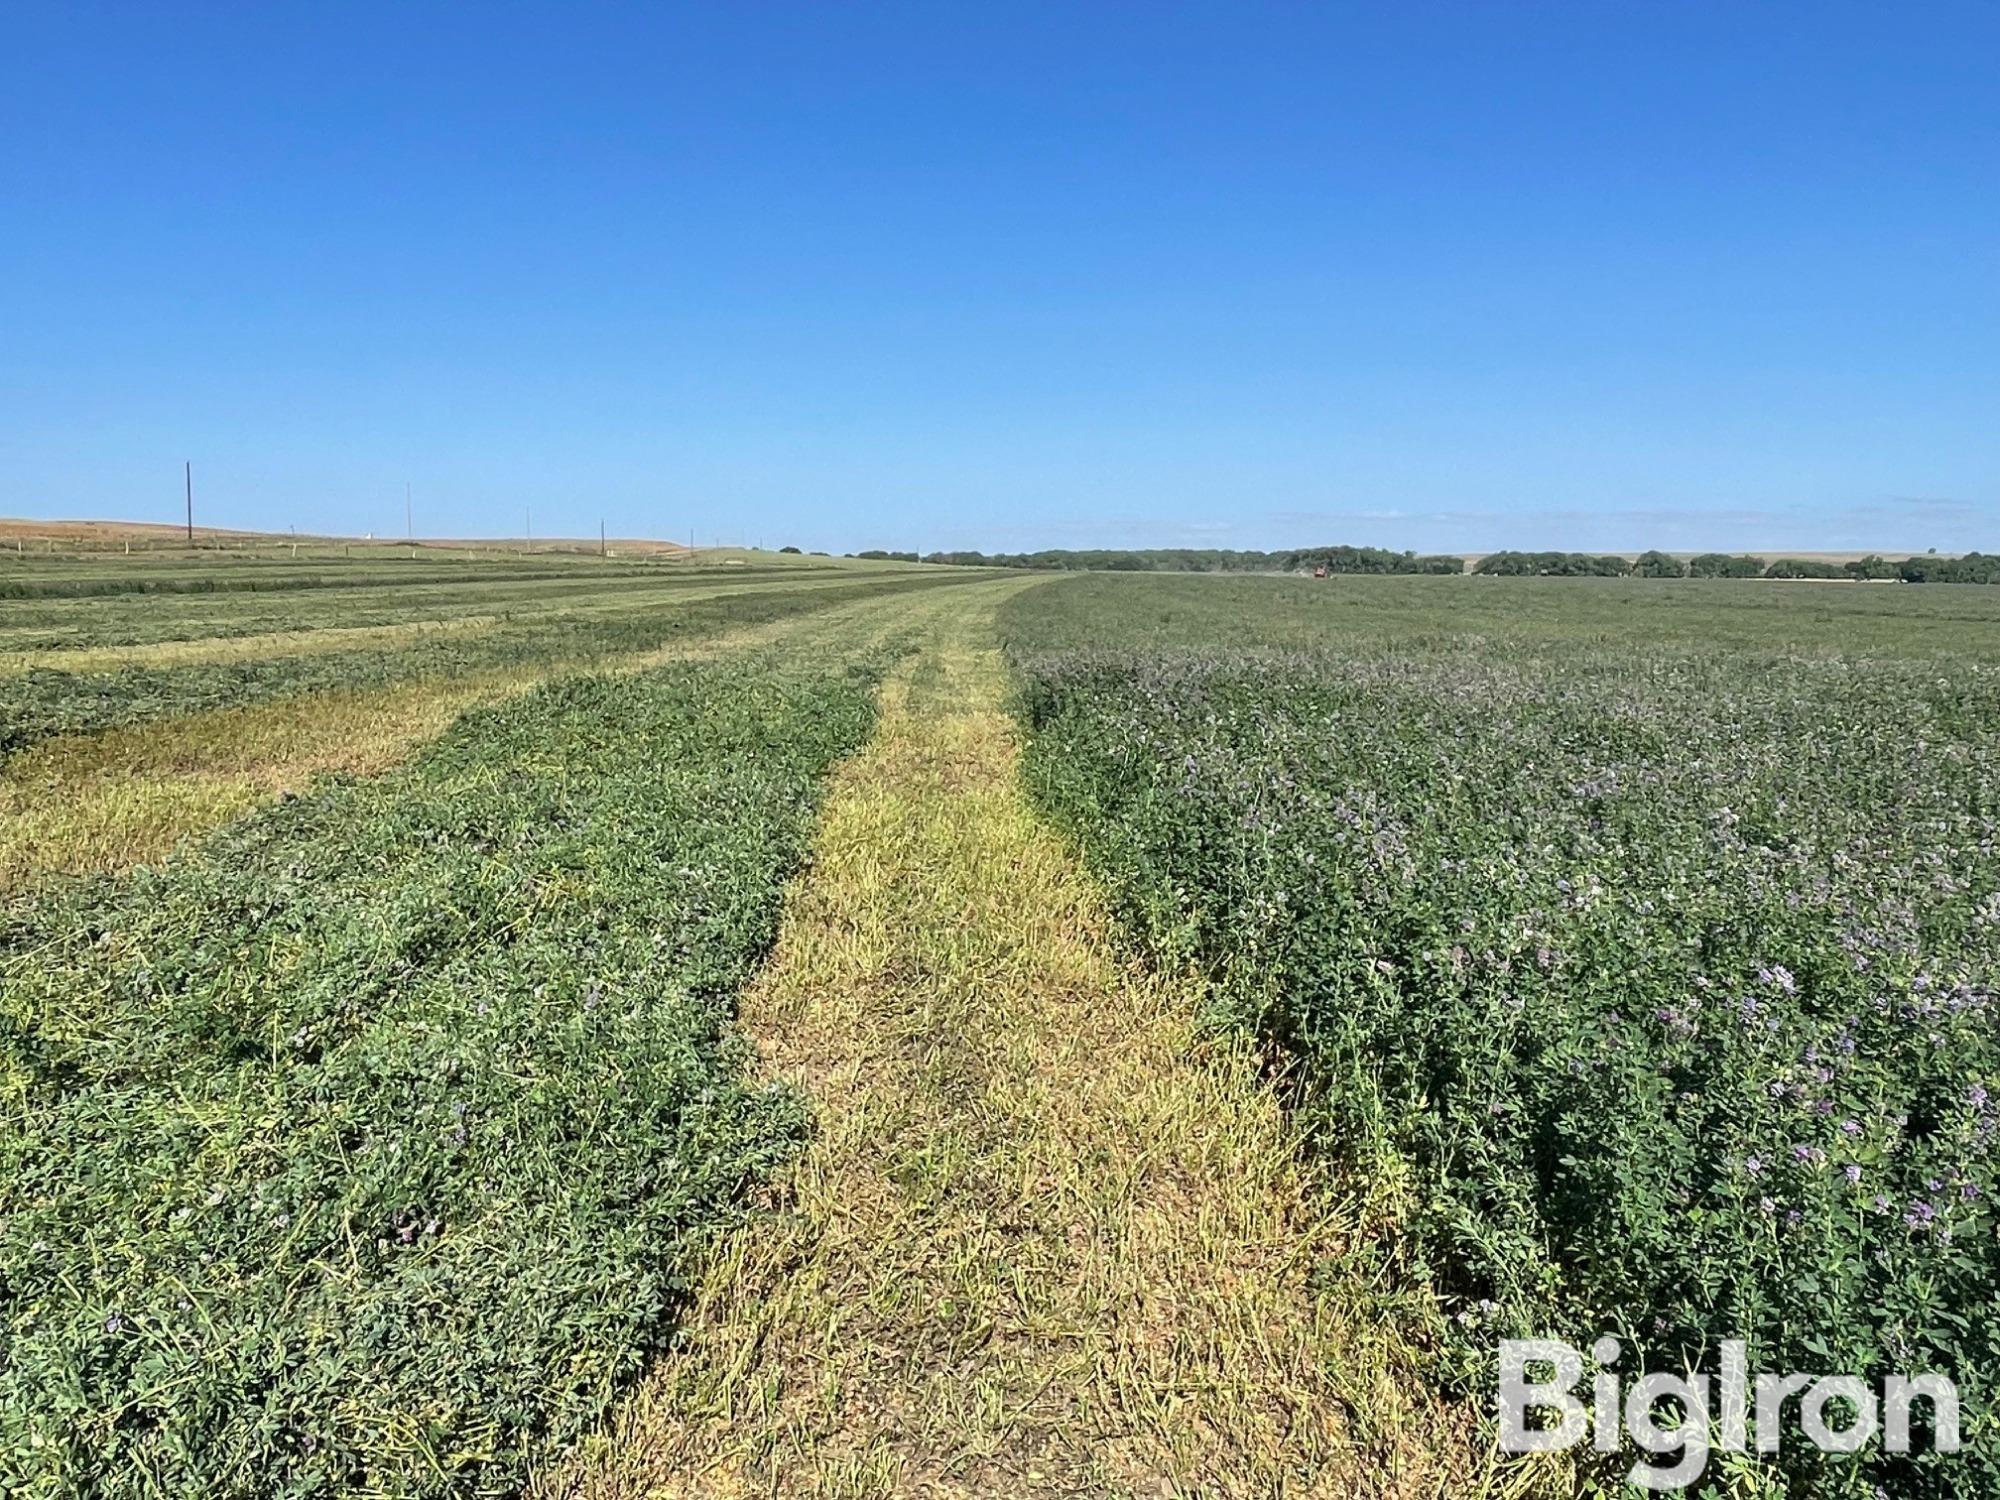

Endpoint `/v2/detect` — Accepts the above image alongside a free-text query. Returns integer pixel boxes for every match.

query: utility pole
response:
[599,518,606,558]
[184,461,194,547]
[406,482,415,559]
[525,505,532,550]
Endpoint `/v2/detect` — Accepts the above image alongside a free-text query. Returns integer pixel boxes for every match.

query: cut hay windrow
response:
[0,650,892,1496]
[0,572,977,758]
[0,563,892,656]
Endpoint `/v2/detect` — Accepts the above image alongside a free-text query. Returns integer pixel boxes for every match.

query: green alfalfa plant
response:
[1002,574,2000,1498]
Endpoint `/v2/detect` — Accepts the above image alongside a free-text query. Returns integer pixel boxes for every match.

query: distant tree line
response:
[1889,552,2000,583]
[847,545,2000,584]
[903,545,1467,574]
[1287,545,1465,574]
[1472,550,2000,583]
[1472,551,1633,577]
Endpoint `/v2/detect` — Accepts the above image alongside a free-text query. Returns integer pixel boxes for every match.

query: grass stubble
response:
[547,584,1515,1500]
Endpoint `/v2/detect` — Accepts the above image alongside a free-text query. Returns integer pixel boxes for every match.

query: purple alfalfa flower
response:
[1961,1183,1982,1202]
[1744,1155,1765,1177]
[1874,1193,1894,1213]
[1759,1196,1778,1216]
[1792,1143,1825,1167]
[1760,964,1797,993]
[1840,1118,1863,1137]
[1906,1199,1939,1229]
[104,1313,125,1335]
[1786,1208,1804,1227]
[1970,1083,1991,1110]
[1844,1163,1864,1186]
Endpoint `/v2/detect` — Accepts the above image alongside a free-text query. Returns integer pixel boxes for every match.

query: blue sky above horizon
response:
[3,2,1995,555]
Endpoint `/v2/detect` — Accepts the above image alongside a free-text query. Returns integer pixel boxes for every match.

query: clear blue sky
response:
[4,2,1995,554]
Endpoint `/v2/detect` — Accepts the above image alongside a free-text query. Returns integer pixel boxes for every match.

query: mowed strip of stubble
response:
[0,672,532,896]
[0,578,995,897]
[546,583,1493,1500]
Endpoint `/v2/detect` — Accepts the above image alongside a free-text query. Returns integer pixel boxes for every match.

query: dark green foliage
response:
[1003,573,2000,1498]
[1472,550,1631,576]
[1281,545,1464,575]
[1900,552,2000,585]
[1632,549,1686,578]
[1762,558,1848,579]
[0,651,887,1496]
[1687,552,1766,578]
